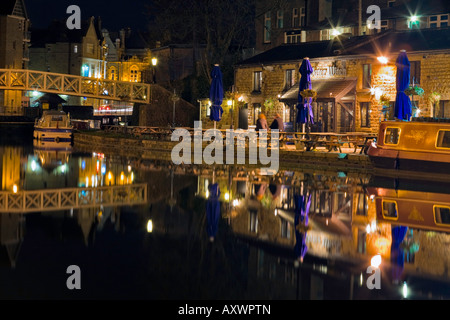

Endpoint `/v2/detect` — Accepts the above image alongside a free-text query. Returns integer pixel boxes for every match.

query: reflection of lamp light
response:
[147,219,153,233]
[12,184,18,193]
[224,192,230,201]
[402,282,408,298]
[227,100,232,107]
[371,254,382,268]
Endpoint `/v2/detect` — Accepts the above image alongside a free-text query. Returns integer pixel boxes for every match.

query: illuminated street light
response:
[12,184,18,194]
[331,29,341,37]
[377,56,388,64]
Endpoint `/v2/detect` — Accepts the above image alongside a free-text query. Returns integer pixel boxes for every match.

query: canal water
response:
[1,124,450,300]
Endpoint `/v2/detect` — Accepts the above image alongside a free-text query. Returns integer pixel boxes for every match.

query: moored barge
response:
[367,118,450,175]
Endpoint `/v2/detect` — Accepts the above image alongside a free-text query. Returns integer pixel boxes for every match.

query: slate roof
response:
[236,27,450,67]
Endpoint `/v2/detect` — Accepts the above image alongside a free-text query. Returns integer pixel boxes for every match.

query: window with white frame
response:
[300,7,305,26]
[277,10,284,28]
[292,8,299,27]
[285,69,296,90]
[285,32,302,44]
[264,11,271,43]
[429,14,449,28]
[253,71,262,92]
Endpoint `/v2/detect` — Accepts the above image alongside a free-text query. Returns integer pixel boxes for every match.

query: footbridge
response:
[0,183,148,213]
[0,69,151,104]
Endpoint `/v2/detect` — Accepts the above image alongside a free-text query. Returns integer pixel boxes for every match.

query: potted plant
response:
[404,85,424,97]
[300,89,317,100]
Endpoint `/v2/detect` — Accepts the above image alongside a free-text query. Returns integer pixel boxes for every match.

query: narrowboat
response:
[34,110,73,142]
[367,177,450,233]
[367,118,450,175]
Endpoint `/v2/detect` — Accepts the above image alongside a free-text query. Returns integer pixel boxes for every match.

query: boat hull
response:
[368,144,450,174]
[34,127,73,142]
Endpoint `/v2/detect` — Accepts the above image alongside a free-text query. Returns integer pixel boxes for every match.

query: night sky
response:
[25,0,150,31]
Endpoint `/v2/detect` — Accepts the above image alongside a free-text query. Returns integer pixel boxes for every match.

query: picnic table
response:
[286,132,376,153]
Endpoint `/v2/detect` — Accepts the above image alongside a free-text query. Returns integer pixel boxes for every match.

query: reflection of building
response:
[0,213,25,268]
[0,146,22,191]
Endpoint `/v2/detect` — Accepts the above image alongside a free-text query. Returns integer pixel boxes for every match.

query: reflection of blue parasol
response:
[391,225,408,283]
[394,50,412,121]
[206,183,221,242]
[294,194,311,262]
[209,64,224,128]
[297,58,314,126]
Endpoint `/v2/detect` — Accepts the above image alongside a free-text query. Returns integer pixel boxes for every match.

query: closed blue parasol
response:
[209,64,224,124]
[206,183,221,242]
[297,58,314,126]
[294,194,311,263]
[394,50,412,121]
[391,225,408,283]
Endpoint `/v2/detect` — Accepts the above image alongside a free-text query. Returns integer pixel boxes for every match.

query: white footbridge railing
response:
[0,184,148,213]
[0,69,150,104]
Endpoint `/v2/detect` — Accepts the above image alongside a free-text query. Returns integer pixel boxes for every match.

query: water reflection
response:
[2,140,450,299]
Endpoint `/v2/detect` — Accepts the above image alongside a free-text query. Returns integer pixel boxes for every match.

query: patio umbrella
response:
[209,64,224,129]
[294,194,311,263]
[390,225,408,283]
[394,50,412,121]
[206,182,221,242]
[296,58,314,128]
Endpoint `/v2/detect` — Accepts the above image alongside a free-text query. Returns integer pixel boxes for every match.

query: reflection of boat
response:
[368,119,450,175]
[367,176,450,233]
[33,139,72,171]
[33,110,73,142]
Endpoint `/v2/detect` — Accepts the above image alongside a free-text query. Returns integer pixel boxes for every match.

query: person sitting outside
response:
[255,114,268,132]
[269,113,285,148]
[270,113,284,131]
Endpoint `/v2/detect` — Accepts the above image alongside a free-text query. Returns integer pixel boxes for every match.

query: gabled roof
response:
[236,28,450,67]
[0,0,28,19]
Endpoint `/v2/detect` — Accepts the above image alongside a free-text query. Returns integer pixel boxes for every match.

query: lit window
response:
[434,206,450,225]
[436,130,450,149]
[74,45,78,53]
[360,102,371,127]
[382,200,398,219]
[384,127,401,145]
[130,66,139,82]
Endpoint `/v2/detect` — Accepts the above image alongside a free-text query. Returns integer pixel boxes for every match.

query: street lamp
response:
[227,99,234,129]
[151,57,157,83]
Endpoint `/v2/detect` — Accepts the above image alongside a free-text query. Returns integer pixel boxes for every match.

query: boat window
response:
[384,127,400,145]
[382,200,398,219]
[51,116,63,121]
[434,206,450,225]
[436,130,450,149]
